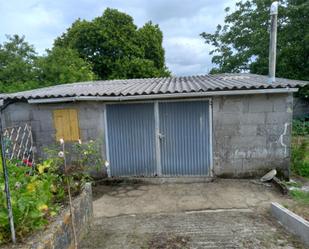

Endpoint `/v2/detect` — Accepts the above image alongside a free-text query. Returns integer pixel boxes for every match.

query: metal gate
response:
[106,100,211,177]
[106,103,156,176]
[158,101,211,176]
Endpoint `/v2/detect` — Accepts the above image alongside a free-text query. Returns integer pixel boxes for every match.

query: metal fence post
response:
[0,112,16,243]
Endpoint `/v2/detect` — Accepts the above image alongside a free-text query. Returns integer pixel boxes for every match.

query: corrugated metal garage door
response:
[106,103,156,176]
[106,100,211,176]
[159,101,211,176]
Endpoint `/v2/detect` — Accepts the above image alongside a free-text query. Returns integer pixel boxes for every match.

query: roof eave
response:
[25,87,299,104]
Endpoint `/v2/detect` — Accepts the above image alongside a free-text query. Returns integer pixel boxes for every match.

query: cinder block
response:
[248,95,274,113]
[239,113,266,125]
[219,98,243,113]
[239,125,258,136]
[273,96,289,112]
[266,111,291,124]
[230,136,266,148]
[214,124,240,136]
[215,113,241,125]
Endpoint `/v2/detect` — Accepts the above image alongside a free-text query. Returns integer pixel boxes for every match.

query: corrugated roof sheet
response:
[0,73,307,100]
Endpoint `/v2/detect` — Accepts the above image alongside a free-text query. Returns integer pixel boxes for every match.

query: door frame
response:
[104,98,213,177]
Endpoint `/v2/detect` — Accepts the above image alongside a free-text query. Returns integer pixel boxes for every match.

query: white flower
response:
[58,151,64,158]
[78,139,82,144]
[105,161,110,167]
[15,182,21,189]
[59,138,64,145]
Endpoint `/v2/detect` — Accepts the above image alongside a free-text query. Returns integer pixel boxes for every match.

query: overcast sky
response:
[0,0,234,76]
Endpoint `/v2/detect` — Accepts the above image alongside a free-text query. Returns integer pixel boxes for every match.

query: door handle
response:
[158,133,165,139]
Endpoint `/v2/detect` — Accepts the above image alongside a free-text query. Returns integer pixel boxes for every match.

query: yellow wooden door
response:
[53,109,80,141]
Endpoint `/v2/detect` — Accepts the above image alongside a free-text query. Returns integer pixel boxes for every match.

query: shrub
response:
[291,139,309,178]
[72,140,104,172]
[0,139,102,244]
[292,119,309,136]
[0,160,64,244]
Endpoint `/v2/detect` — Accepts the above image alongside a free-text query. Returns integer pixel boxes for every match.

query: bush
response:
[0,139,103,244]
[291,139,309,178]
[292,119,309,136]
[0,160,64,244]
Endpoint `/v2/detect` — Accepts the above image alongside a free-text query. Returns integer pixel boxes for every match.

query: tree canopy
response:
[201,0,309,95]
[36,47,96,85]
[0,35,39,92]
[0,8,170,93]
[54,8,170,80]
[0,35,96,93]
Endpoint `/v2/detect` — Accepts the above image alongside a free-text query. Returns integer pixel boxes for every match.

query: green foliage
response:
[138,21,166,70]
[72,140,104,173]
[201,0,309,96]
[0,160,64,244]
[0,35,96,93]
[0,35,40,93]
[292,119,309,136]
[45,139,105,189]
[36,47,96,85]
[0,8,170,93]
[289,190,309,205]
[291,139,309,177]
[54,8,170,80]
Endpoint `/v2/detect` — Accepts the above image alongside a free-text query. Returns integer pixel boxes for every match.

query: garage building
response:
[0,73,307,178]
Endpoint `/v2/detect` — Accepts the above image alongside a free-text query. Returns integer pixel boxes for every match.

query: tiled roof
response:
[0,73,307,100]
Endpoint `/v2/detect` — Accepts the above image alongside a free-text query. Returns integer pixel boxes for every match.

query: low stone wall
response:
[13,183,93,249]
[271,202,309,246]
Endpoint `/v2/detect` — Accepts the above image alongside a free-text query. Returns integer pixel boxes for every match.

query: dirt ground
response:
[80,179,307,249]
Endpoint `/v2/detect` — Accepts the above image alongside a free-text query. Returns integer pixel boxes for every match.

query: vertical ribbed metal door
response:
[159,101,210,176]
[106,103,156,176]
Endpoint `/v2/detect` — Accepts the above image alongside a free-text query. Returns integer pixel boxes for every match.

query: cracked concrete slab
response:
[92,179,292,218]
[80,210,305,249]
[81,179,306,248]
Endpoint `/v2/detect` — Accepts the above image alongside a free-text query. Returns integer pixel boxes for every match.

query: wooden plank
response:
[53,109,80,141]
[68,109,80,141]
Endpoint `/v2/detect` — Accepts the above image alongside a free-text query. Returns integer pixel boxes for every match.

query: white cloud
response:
[164,37,213,76]
[0,0,234,75]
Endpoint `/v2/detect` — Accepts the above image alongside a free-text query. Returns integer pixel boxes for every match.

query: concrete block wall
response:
[2,92,294,178]
[212,93,293,178]
[2,101,106,162]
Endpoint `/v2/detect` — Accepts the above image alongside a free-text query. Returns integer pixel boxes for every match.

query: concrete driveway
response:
[81,179,305,249]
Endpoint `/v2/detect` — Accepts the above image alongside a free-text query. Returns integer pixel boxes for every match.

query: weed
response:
[289,190,309,205]
[291,139,309,178]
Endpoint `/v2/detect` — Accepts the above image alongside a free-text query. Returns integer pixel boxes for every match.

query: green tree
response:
[0,35,96,93]
[37,47,96,85]
[138,21,165,69]
[54,8,170,80]
[0,35,40,92]
[201,0,309,84]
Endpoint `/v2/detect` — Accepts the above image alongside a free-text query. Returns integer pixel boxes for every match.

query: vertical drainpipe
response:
[268,1,279,83]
